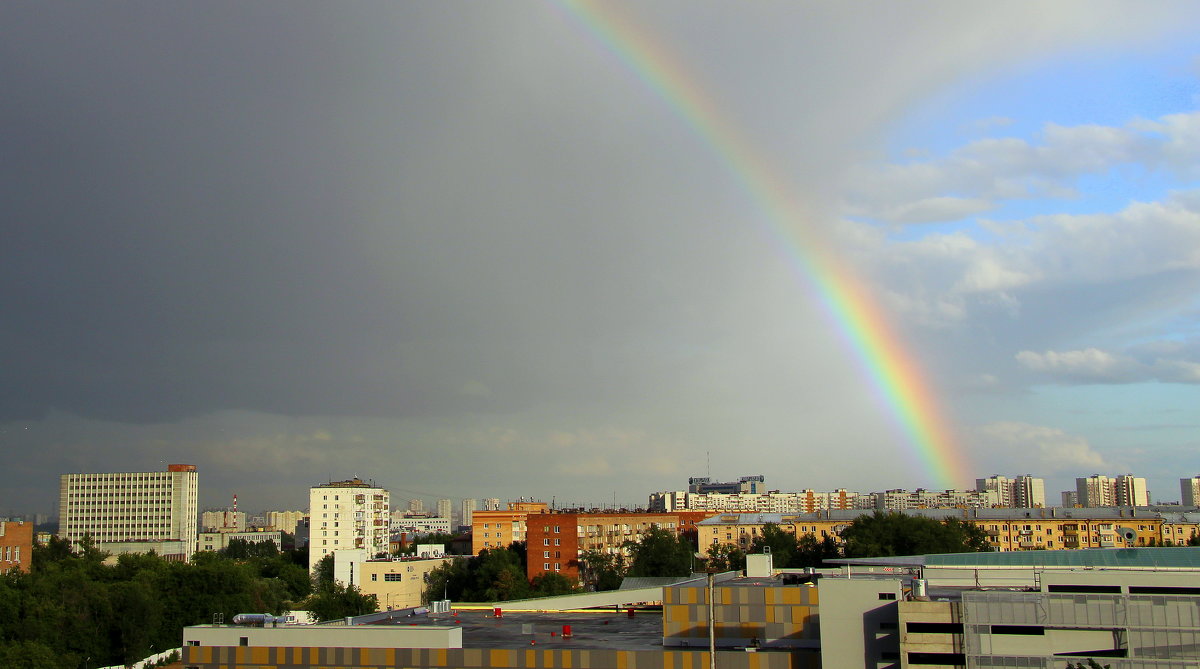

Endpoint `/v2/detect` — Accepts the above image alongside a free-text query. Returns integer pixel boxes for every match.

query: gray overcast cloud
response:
[2,3,1196,514]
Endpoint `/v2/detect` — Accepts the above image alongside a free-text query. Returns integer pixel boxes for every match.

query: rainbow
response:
[550,0,972,489]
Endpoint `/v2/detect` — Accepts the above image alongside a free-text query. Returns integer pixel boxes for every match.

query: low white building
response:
[198,529,283,553]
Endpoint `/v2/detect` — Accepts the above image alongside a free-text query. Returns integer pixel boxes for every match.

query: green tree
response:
[530,572,579,597]
[0,640,63,669]
[748,524,799,567]
[704,543,746,572]
[577,550,625,591]
[303,582,377,621]
[841,512,991,558]
[311,553,336,591]
[625,528,695,578]
[794,533,841,568]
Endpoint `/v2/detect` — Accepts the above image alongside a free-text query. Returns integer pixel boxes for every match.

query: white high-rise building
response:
[461,499,477,528]
[976,475,1046,508]
[1014,475,1046,508]
[408,498,424,514]
[58,464,199,560]
[1115,474,1149,506]
[1076,474,1148,507]
[436,498,452,521]
[201,509,246,532]
[483,498,501,511]
[1182,477,1200,507]
[1077,475,1116,507]
[976,476,1014,507]
[265,510,306,535]
[308,478,389,571]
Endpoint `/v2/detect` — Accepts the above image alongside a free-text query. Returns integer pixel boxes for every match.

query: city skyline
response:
[3,4,1200,513]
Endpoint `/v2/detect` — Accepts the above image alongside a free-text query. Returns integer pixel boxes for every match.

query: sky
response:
[3,2,1200,515]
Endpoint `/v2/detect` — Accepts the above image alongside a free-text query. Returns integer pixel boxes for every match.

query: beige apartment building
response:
[470,501,549,554]
[699,507,1178,554]
[57,464,199,560]
[309,478,390,571]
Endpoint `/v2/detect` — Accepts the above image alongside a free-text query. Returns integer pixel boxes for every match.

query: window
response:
[372,574,377,581]
[384,573,401,581]
[544,551,550,558]
[239,637,249,647]
[906,622,963,634]
[544,539,550,546]
[554,563,560,571]
[554,526,560,533]
[878,592,896,600]
[554,539,560,546]
[544,562,550,569]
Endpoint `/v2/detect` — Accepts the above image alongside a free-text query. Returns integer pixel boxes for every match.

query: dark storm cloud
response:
[0,3,753,424]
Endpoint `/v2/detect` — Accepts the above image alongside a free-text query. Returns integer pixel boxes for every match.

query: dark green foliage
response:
[795,533,842,568]
[624,527,696,578]
[302,581,377,622]
[219,538,279,560]
[1,537,312,667]
[840,512,992,558]
[748,524,799,567]
[578,550,625,591]
[422,543,547,603]
[704,543,746,572]
[529,572,579,597]
[392,532,465,555]
[311,553,336,591]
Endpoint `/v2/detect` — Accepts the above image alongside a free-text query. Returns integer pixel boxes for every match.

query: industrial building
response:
[180,545,1200,669]
[57,464,199,560]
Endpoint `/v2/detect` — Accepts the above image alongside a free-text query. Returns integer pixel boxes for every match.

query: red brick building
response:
[525,510,717,583]
[0,520,34,573]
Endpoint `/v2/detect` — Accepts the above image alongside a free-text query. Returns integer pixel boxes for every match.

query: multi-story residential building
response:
[309,478,389,571]
[976,474,1046,508]
[649,488,866,514]
[1061,490,1079,507]
[873,488,1000,510]
[198,529,283,553]
[407,499,424,514]
[264,510,306,535]
[460,499,476,530]
[1077,473,1150,507]
[1158,511,1200,546]
[482,498,501,511]
[1181,476,1200,506]
[1116,473,1150,506]
[0,520,33,573]
[698,507,1168,553]
[526,510,715,582]
[1077,474,1117,506]
[201,509,246,532]
[57,464,199,560]
[471,501,548,554]
[436,499,452,522]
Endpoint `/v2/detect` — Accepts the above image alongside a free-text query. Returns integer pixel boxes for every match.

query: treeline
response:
[422,527,699,603]
[424,513,989,602]
[0,537,369,669]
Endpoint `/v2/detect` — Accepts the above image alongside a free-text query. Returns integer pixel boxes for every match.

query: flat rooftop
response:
[405,610,668,651]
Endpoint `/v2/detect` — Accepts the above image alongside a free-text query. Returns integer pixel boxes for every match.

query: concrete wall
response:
[817,577,903,669]
[183,624,461,650]
[182,645,816,669]
[664,583,819,649]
